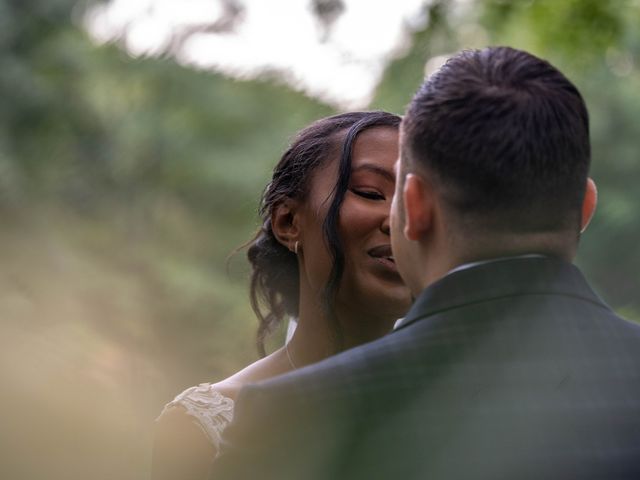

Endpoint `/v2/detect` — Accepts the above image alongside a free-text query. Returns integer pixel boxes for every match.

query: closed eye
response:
[351,189,385,201]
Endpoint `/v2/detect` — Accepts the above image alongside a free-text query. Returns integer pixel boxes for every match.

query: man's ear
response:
[271,199,301,251]
[403,173,434,241]
[580,177,597,233]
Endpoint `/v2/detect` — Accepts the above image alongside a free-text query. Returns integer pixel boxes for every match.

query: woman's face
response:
[297,126,412,326]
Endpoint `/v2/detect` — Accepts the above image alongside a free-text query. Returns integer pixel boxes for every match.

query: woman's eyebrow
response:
[351,163,395,182]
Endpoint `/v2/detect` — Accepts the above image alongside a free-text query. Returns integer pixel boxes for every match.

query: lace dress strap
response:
[159,383,235,451]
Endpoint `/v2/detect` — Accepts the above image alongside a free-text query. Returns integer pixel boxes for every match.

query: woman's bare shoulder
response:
[212,347,290,398]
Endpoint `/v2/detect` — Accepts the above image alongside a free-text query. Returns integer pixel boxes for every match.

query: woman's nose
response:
[381,214,390,235]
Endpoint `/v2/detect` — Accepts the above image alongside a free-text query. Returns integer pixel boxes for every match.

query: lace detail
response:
[159,383,235,452]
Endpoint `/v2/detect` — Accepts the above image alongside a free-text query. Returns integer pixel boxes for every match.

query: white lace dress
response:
[158,383,235,454]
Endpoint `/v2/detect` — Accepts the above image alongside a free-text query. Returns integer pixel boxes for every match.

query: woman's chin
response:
[337,272,412,319]
[360,283,412,318]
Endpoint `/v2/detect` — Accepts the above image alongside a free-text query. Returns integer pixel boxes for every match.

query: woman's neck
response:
[286,295,336,368]
[288,287,395,368]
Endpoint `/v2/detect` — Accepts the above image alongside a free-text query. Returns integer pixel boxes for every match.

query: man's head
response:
[391,46,597,294]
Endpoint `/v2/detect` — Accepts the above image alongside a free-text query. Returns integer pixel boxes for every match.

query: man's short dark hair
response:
[402,46,590,233]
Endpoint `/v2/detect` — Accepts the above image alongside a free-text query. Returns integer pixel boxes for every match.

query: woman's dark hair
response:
[247,111,401,356]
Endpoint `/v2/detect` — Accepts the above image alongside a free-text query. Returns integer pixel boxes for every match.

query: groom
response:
[211,47,640,479]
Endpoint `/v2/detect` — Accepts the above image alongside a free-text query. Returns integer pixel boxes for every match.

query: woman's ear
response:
[403,173,434,241]
[271,199,301,251]
[580,177,597,234]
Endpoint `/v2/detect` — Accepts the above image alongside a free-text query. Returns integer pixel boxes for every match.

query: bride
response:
[150,111,412,480]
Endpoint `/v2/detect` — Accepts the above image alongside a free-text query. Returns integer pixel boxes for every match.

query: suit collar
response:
[394,256,609,331]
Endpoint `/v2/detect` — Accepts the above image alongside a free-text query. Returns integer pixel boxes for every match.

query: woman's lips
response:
[368,245,397,272]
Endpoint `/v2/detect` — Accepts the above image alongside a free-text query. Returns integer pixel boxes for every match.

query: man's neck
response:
[446,253,551,276]
[419,235,576,292]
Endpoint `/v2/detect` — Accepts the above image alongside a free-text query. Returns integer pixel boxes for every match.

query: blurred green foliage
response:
[1,1,332,478]
[1,1,639,479]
